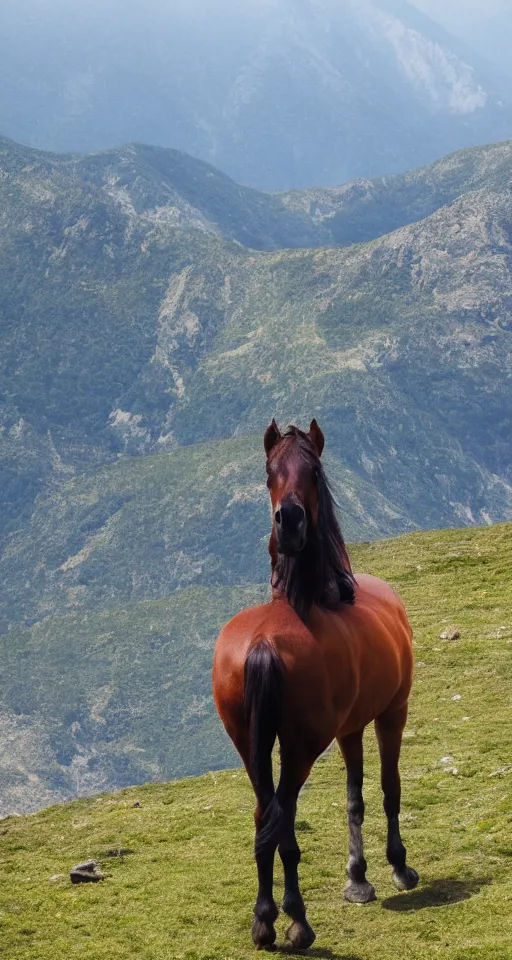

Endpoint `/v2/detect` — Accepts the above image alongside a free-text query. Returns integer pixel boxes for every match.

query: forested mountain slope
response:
[1,135,511,811]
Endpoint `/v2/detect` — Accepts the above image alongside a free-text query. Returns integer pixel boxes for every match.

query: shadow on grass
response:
[277,948,361,960]
[382,877,491,912]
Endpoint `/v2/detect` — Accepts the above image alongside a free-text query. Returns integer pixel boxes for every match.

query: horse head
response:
[263,418,354,621]
[264,418,324,557]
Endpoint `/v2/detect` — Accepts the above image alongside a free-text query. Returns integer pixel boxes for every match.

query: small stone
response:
[132,801,141,808]
[489,764,512,778]
[70,860,105,884]
[48,874,65,882]
[438,756,458,774]
[452,694,462,701]
[439,628,460,641]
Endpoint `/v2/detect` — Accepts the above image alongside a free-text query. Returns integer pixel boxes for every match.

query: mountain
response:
[0,135,326,552]
[1,134,512,811]
[1,133,512,623]
[1,0,512,189]
[280,138,512,244]
[409,0,508,33]
[0,436,413,636]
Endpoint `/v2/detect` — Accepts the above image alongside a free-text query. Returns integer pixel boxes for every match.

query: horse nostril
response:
[278,502,306,533]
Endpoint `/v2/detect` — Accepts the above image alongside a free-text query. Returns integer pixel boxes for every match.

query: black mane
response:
[272,426,355,624]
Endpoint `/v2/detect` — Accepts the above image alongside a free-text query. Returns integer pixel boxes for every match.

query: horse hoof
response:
[286,919,316,951]
[344,879,377,904]
[392,866,419,892]
[251,918,277,950]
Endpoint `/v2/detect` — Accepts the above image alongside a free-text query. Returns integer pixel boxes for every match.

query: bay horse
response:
[212,419,418,950]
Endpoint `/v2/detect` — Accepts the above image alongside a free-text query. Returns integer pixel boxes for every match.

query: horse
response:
[212,419,418,951]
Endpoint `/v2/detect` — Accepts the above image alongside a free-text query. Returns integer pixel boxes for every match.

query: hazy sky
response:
[3,0,512,30]
[3,0,511,17]
[411,0,511,27]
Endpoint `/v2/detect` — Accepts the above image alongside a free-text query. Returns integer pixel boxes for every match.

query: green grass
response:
[1,524,511,958]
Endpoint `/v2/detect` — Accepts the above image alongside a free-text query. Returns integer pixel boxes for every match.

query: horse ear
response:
[264,418,281,456]
[308,419,325,457]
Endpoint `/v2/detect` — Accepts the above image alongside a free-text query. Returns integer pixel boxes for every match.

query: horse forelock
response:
[267,425,319,474]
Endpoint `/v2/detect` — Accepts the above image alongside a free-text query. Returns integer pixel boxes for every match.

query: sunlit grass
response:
[1,523,511,959]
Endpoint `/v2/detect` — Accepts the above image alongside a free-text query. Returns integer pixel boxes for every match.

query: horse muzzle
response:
[274,500,307,555]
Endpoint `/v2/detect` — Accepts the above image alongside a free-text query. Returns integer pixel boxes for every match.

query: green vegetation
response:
[1,135,511,561]
[1,523,511,958]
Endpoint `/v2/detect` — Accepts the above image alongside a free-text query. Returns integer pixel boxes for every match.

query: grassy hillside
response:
[1,525,511,958]
[1,523,510,818]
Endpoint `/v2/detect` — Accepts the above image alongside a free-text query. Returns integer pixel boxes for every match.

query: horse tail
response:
[244,639,284,855]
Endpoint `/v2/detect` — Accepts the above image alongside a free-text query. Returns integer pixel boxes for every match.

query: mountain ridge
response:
[1,133,511,812]
[1,133,511,569]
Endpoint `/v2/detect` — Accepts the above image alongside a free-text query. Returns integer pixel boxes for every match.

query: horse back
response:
[314,573,414,735]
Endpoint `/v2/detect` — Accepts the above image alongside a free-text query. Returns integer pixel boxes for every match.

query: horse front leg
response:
[338,730,376,903]
[375,705,419,892]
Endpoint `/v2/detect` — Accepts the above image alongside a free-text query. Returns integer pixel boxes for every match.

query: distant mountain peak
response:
[0,0,510,189]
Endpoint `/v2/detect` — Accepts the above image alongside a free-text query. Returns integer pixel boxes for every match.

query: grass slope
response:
[1,523,511,959]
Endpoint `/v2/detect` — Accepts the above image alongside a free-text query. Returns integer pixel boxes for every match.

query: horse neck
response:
[268,531,280,593]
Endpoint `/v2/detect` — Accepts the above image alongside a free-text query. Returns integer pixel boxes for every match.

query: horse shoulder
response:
[353,573,411,633]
